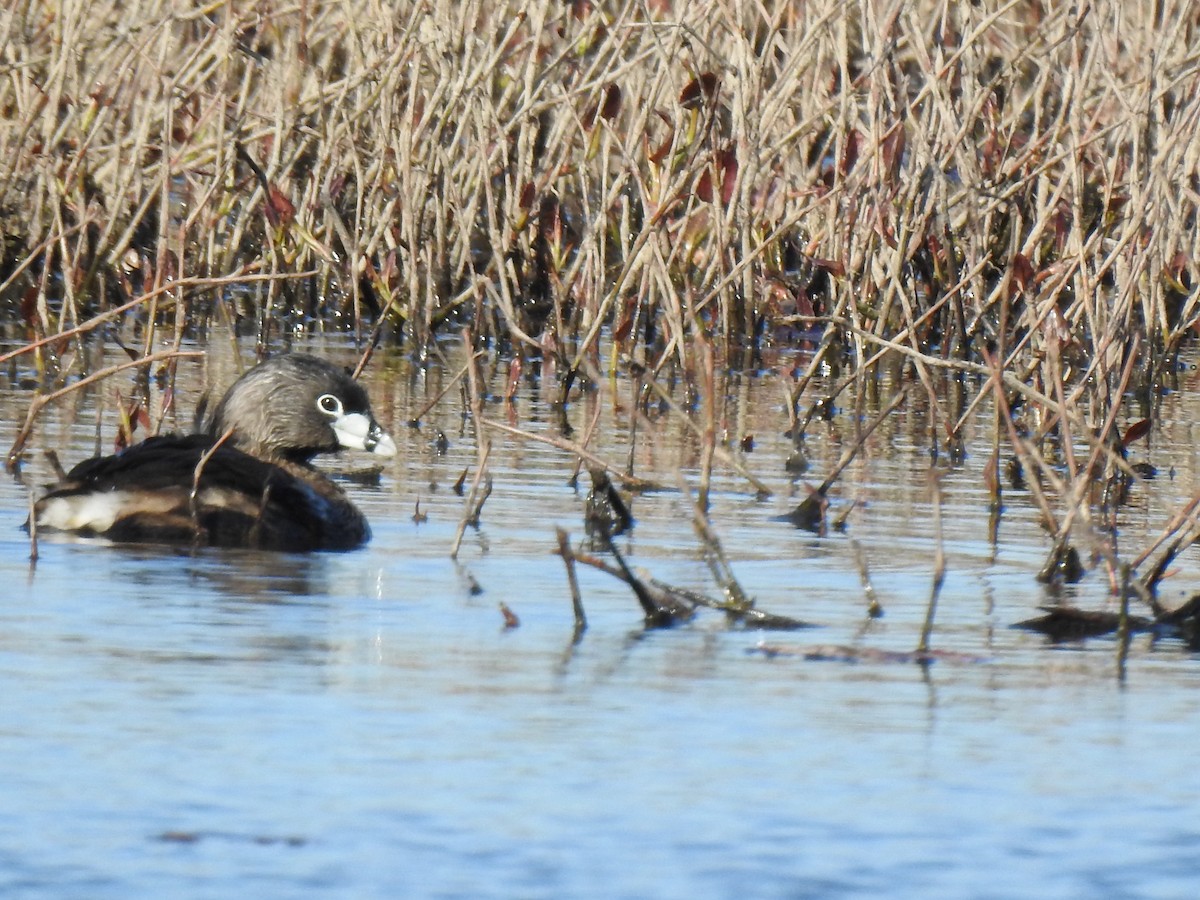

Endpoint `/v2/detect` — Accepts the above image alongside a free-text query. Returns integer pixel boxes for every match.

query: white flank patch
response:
[37,492,129,532]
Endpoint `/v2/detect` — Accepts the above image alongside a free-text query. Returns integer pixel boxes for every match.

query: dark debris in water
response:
[1013,594,1200,647]
[730,607,817,631]
[749,642,986,665]
[1035,540,1085,585]
[1156,593,1200,636]
[584,468,633,538]
[155,830,306,847]
[499,601,520,629]
[1012,606,1153,642]
[775,490,827,533]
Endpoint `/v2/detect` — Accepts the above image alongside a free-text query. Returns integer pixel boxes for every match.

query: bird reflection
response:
[108,541,334,602]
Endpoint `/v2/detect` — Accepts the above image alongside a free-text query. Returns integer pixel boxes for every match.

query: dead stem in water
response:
[849,538,883,619]
[25,489,38,564]
[917,470,946,656]
[555,527,587,639]
[450,330,493,559]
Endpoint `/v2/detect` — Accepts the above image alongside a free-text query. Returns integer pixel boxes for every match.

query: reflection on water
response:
[2,338,1200,897]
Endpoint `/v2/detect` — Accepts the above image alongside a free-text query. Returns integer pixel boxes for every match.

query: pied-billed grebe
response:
[33,354,396,551]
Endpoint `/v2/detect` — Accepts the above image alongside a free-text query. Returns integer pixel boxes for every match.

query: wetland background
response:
[3,1,1200,896]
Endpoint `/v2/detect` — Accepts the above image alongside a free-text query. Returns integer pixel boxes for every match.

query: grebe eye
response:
[317,394,342,416]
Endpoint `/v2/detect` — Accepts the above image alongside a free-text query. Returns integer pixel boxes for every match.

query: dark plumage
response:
[33,354,396,552]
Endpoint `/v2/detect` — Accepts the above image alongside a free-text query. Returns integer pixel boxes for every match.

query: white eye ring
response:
[317,393,343,417]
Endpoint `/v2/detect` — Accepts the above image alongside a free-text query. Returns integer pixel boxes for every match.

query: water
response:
[2,339,1200,898]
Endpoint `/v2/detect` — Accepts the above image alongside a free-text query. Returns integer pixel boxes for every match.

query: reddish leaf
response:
[648,128,674,164]
[926,234,945,266]
[881,125,905,184]
[1011,253,1034,292]
[19,285,38,326]
[696,148,738,204]
[504,356,522,401]
[873,211,897,248]
[361,255,378,284]
[265,186,295,228]
[839,129,862,176]
[600,83,622,121]
[679,72,719,110]
[1105,192,1129,216]
[381,249,398,285]
[717,148,737,204]
[409,94,426,128]
[585,83,622,128]
[1051,206,1070,251]
[613,298,636,343]
[518,181,536,211]
[328,174,347,203]
[1121,418,1152,447]
[810,257,845,277]
[980,133,1001,177]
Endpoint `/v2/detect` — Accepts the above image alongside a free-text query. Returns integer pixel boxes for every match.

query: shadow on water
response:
[92,542,338,602]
